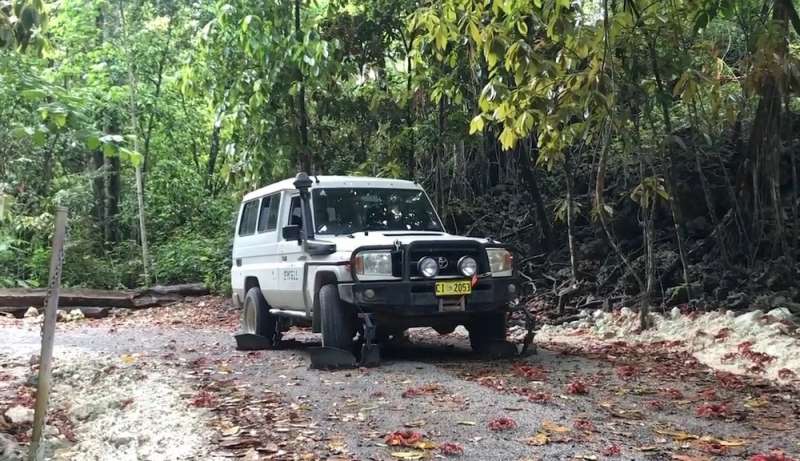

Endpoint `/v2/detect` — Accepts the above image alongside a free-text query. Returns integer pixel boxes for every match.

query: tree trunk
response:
[119,0,150,285]
[206,119,221,193]
[142,16,173,177]
[595,123,643,291]
[519,138,553,251]
[564,151,578,286]
[91,150,105,229]
[646,38,692,301]
[639,156,654,330]
[103,155,120,244]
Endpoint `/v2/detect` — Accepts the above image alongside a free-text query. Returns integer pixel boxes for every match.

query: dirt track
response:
[2,297,799,460]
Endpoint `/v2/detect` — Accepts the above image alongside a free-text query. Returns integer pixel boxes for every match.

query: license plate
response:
[435,280,472,297]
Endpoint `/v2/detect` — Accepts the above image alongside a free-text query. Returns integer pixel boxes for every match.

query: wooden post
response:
[135,164,150,286]
[28,207,67,461]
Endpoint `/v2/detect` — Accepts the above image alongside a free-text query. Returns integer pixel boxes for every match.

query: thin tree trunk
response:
[206,116,222,193]
[91,150,105,228]
[646,38,691,301]
[142,16,173,176]
[689,99,729,264]
[119,0,150,285]
[596,124,644,291]
[639,155,654,330]
[519,138,553,251]
[103,155,120,244]
[564,151,578,286]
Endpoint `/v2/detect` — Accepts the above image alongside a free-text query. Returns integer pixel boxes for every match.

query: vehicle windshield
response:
[312,188,443,235]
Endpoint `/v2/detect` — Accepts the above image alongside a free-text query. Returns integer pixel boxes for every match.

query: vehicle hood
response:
[319,231,489,253]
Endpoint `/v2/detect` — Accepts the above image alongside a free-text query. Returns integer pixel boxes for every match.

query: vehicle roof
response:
[242,175,420,201]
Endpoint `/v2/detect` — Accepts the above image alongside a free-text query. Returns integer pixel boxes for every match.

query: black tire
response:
[319,284,355,350]
[241,287,279,346]
[467,311,508,352]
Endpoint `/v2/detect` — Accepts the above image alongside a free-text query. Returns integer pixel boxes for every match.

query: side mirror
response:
[282,225,301,242]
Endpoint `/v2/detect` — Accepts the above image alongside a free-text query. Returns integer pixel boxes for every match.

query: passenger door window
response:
[287,196,302,228]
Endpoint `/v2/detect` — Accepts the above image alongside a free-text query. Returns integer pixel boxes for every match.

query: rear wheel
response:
[320,284,356,350]
[467,311,507,352]
[241,287,280,347]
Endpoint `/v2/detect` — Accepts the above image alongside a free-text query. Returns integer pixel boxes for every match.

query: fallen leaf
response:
[412,441,437,450]
[671,455,712,461]
[698,436,746,447]
[390,451,425,460]
[527,433,550,446]
[221,426,241,436]
[404,420,426,428]
[541,421,570,433]
[744,397,769,409]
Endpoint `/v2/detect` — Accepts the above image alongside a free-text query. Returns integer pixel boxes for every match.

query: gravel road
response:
[2,298,799,461]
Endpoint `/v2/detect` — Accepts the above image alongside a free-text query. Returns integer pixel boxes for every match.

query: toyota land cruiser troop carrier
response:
[231,173,530,367]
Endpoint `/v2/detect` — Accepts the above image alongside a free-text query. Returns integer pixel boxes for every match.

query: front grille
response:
[407,241,487,278]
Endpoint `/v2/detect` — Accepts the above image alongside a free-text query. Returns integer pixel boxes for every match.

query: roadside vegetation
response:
[2,0,800,318]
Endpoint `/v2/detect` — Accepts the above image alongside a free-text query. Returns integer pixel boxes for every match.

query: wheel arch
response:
[244,276,261,293]
[312,270,339,333]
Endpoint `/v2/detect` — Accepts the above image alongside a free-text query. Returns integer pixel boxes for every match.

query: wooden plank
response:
[137,283,209,297]
[0,288,136,308]
[0,283,209,309]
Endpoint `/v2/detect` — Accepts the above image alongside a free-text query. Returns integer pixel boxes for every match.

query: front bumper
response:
[338,276,518,316]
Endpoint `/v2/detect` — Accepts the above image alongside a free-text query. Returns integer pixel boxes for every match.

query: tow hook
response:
[308,313,381,370]
[358,313,381,367]
[479,304,536,359]
[518,302,537,355]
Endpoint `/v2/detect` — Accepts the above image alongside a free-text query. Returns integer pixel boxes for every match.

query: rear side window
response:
[257,194,280,233]
[238,200,259,236]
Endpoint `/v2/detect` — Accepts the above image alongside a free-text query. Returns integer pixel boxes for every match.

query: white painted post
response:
[28,207,67,461]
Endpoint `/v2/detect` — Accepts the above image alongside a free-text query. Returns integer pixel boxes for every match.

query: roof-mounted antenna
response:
[314,175,320,184]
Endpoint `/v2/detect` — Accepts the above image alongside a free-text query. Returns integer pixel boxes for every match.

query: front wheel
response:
[241,287,280,347]
[466,311,508,353]
[319,284,356,350]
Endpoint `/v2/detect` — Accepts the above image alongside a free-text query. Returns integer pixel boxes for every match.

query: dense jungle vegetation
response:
[2,0,799,317]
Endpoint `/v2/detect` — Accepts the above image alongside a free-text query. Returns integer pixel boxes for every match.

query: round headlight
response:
[458,256,478,277]
[418,257,438,278]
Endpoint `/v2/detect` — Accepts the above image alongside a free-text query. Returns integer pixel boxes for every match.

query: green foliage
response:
[153,233,231,294]
[2,0,799,292]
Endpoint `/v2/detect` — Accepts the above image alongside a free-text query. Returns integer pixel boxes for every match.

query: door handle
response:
[281,256,287,262]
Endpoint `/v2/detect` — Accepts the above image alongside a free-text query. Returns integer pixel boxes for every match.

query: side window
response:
[238,200,259,236]
[257,196,272,233]
[288,196,302,227]
[257,194,281,233]
[266,195,280,231]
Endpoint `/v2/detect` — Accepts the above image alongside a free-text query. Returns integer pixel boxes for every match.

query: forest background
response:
[2,0,799,317]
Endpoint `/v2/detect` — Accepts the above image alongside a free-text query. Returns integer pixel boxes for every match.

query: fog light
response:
[458,256,478,277]
[418,257,439,278]
[507,284,517,294]
[364,288,376,299]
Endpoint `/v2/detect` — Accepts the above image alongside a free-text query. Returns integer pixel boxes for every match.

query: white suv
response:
[231,173,519,357]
